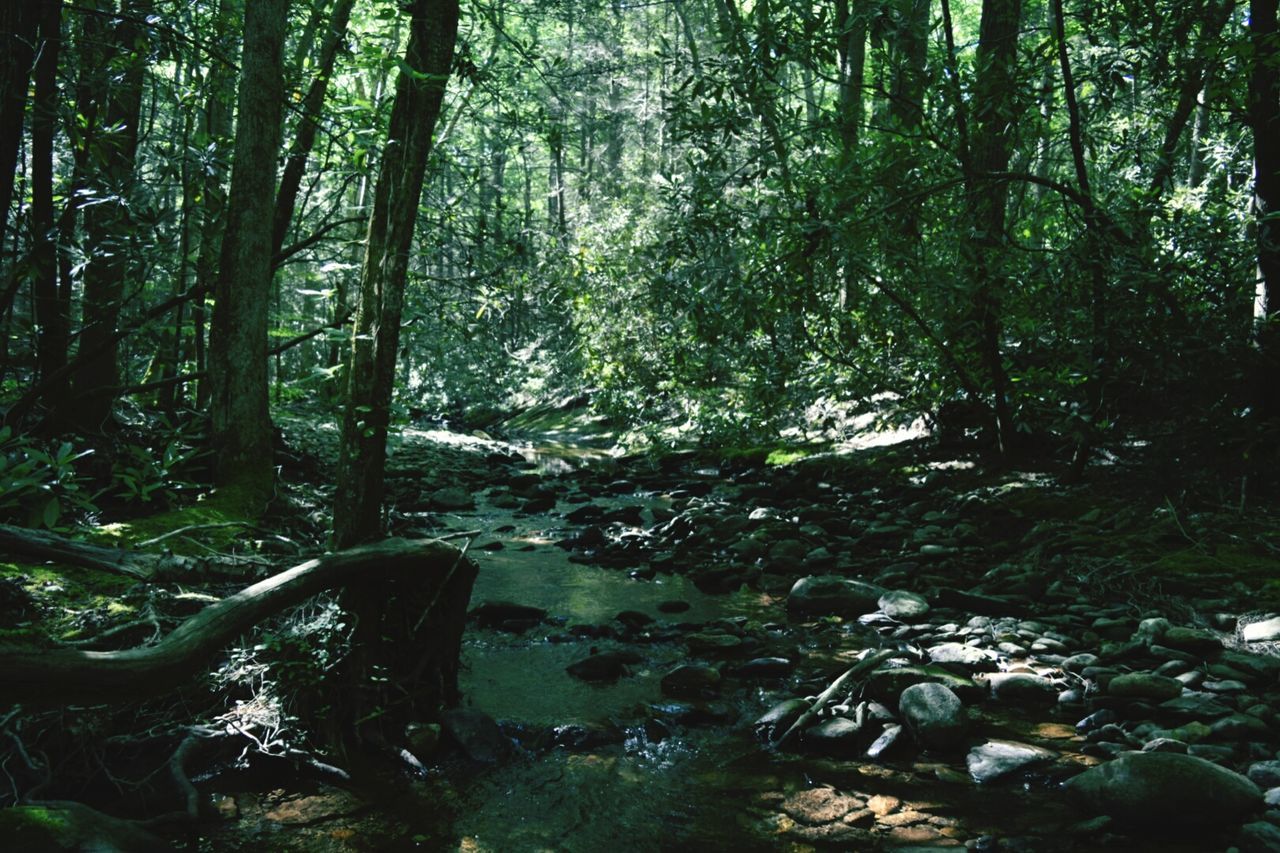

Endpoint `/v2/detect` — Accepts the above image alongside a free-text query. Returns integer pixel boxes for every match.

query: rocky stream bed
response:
[8,411,1280,852]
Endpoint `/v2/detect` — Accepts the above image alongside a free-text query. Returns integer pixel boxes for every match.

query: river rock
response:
[661,664,721,698]
[1064,751,1262,828]
[967,739,1056,784]
[866,664,983,704]
[787,576,884,617]
[1239,821,1280,853]
[754,698,809,741]
[1108,673,1184,701]
[426,486,475,510]
[866,723,904,759]
[470,600,548,629]
[898,682,967,750]
[987,672,1059,707]
[441,709,510,763]
[734,657,794,678]
[781,786,864,824]
[566,650,640,682]
[804,717,864,756]
[1160,627,1223,657]
[878,589,931,621]
[928,642,999,672]
[1249,761,1280,789]
[0,802,168,851]
[1243,616,1280,643]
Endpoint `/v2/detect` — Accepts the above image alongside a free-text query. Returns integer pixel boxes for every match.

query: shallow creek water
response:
[202,430,1230,852]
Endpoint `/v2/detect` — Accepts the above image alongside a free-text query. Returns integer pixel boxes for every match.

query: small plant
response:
[0,427,96,528]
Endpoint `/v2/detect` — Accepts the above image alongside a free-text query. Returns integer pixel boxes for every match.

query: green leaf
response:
[42,496,60,528]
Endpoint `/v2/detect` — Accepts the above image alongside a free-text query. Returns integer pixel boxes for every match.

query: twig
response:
[771,648,899,749]
[137,522,256,548]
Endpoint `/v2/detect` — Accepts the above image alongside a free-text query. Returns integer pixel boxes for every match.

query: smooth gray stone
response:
[787,575,884,617]
[1243,616,1280,643]
[879,589,931,621]
[1108,672,1184,701]
[899,682,967,751]
[1064,751,1261,828]
[967,739,1057,784]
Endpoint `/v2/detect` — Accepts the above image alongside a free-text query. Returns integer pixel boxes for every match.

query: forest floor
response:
[4,403,1280,851]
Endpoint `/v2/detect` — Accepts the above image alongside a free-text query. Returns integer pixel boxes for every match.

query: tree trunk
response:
[208,0,289,506]
[271,0,356,259]
[0,538,477,708]
[32,1,67,390]
[67,0,151,431]
[966,0,1023,456]
[1251,0,1280,418]
[332,0,460,547]
[0,2,38,267]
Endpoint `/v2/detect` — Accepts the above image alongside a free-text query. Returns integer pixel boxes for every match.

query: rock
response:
[987,672,1059,706]
[657,599,690,614]
[787,576,884,617]
[1158,692,1233,719]
[1243,616,1280,644]
[879,589,931,621]
[865,664,983,703]
[470,600,548,629]
[1249,761,1280,789]
[1064,751,1261,828]
[927,642,999,672]
[754,698,809,741]
[966,740,1056,784]
[566,650,640,682]
[734,657,794,678]
[428,486,475,510]
[661,664,721,698]
[781,787,864,824]
[867,794,901,816]
[405,722,442,757]
[441,709,510,763]
[898,682,967,751]
[1239,821,1280,853]
[866,723,904,759]
[1063,653,1100,672]
[1160,627,1223,657]
[804,717,864,756]
[1108,673,1184,701]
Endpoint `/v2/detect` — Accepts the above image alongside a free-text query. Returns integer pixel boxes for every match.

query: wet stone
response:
[1238,821,1280,853]
[1243,616,1280,644]
[804,717,864,756]
[754,699,809,741]
[899,682,967,751]
[566,650,641,682]
[879,589,931,621]
[1064,751,1262,828]
[781,787,864,824]
[787,575,884,617]
[733,657,794,679]
[987,672,1059,706]
[928,642,999,672]
[966,739,1057,784]
[867,724,904,759]
[661,664,721,699]
[1108,672,1184,701]
[441,709,510,763]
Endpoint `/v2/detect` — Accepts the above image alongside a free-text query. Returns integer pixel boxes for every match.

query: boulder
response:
[878,589,931,621]
[787,576,884,617]
[898,682,967,751]
[441,709,510,763]
[660,664,721,699]
[1243,616,1280,644]
[1064,751,1261,828]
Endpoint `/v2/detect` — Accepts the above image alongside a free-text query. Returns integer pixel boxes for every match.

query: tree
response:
[1251,0,1280,418]
[208,0,289,504]
[332,0,460,547]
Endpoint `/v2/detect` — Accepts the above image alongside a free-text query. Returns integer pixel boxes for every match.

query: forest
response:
[1,0,1280,848]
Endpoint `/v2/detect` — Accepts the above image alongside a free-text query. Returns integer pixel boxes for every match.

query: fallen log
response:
[0,523,170,580]
[0,538,477,706]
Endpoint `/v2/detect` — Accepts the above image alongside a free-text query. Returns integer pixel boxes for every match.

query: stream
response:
[193,418,1276,852]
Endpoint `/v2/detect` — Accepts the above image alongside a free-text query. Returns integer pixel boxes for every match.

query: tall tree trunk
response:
[271,0,356,259]
[208,0,289,505]
[966,0,1023,456]
[68,0,151,431]
[0,2,38,271]
[1251,0,1280,418]
[332,0,460,547]
[32,1,66,390]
